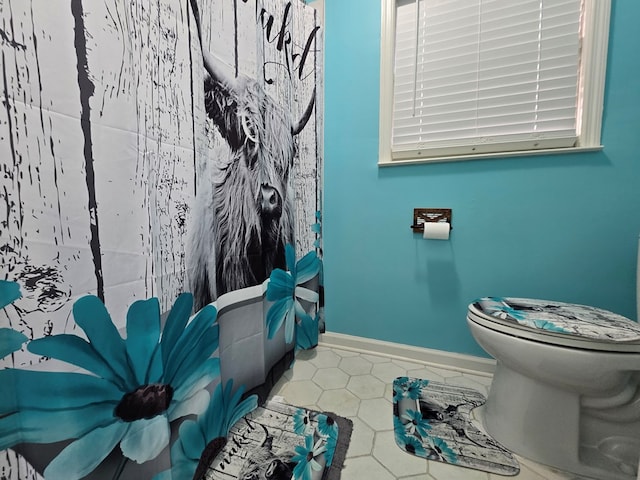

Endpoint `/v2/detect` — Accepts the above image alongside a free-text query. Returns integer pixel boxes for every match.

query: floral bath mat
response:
[202,401,353,480]
[392,377,519,476]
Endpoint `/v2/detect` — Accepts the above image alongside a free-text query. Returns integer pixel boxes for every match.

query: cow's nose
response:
[260,184,282,216]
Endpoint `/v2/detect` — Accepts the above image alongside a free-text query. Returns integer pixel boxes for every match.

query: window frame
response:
[378,0,610,166]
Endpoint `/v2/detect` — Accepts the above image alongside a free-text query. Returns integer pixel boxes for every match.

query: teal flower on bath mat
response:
[401,409,432,439]
[393,415,406,433]
[266,244,320,343]
[0,293,220,480]
[316,414,339,465]
[292,434,326,480]
[395,428,426,456]
[322,431,337,466]
[427,437,457,463]
[153,379,258,480]
[316,413,338,438]
[0,280,27,359]
[293,408,314,435]
[393,377,424,401]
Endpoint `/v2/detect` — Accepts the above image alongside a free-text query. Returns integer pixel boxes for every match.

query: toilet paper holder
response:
[410,208,452,232]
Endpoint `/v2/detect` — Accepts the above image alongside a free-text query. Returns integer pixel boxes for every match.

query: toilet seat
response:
[468,297,640,352]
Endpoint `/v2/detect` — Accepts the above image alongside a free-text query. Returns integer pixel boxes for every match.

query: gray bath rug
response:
[203,400,352,480]
[392,377,520,476]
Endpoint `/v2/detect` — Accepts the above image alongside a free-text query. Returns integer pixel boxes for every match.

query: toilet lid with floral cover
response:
[469,297,640,348]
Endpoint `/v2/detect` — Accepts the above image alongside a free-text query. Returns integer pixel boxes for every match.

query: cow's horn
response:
[189,0,236,91]
[203,52,236,91]
[292,87,316,136]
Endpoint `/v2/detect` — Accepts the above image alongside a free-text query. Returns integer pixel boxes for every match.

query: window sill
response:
[378,145,604,167]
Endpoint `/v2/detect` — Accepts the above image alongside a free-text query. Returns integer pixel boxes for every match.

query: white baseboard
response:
[319,331,496,376]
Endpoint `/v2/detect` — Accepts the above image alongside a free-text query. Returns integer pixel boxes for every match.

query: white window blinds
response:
[391,0,582,159]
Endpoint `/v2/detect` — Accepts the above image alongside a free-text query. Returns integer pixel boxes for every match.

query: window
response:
[379,0,610,165]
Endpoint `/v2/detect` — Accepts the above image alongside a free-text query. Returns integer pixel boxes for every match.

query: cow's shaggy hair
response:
[186,0,314,311]
[187,75,297,310]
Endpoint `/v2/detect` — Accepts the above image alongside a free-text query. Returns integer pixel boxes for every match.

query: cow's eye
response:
[241,113,258,145]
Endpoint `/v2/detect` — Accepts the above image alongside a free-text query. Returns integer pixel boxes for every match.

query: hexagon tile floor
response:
[267,343,585,480]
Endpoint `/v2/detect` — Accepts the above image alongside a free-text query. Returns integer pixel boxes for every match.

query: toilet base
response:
[484,363,638,480]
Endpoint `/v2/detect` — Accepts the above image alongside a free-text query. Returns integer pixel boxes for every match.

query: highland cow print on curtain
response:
[0,0,323,478]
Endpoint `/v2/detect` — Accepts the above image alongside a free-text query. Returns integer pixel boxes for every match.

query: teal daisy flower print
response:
[394,427,426,456]
[322,433,337,467]
[394,377,424,401]
[394,415,425,455]
[324,436,338,466]
[488,297,526,321]
[0,280,27,359]
[0,328,27,360]
[392,380,407,403]
[426,437,457,463]
[532,319,568,333]
[316,414,338,465]
[316,414,338,438]
[292,434,326,480]
[393,415,406,435]
[401,409,432,439]
[153,379,258,480]
[266,244,320,343]
[293,408,314,435]
[296,311,319,351]
[0,293,220,480]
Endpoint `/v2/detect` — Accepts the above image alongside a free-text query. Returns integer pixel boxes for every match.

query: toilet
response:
[467,243,640,480]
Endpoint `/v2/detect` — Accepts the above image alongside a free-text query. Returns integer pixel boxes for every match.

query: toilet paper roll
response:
[423,221,450,240]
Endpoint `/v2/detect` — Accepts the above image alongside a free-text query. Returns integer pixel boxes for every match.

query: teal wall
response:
[322,0,640,357]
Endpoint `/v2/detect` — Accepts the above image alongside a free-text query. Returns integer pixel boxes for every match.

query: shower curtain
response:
[0,0,323,478]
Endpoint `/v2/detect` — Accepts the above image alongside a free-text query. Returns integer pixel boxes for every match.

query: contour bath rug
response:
[392,376,519,476]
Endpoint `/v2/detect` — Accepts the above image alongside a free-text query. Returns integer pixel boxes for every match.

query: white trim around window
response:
[378,0,610,166]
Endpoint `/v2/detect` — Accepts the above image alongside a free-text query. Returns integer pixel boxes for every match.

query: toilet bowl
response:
[467,296,640,480]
